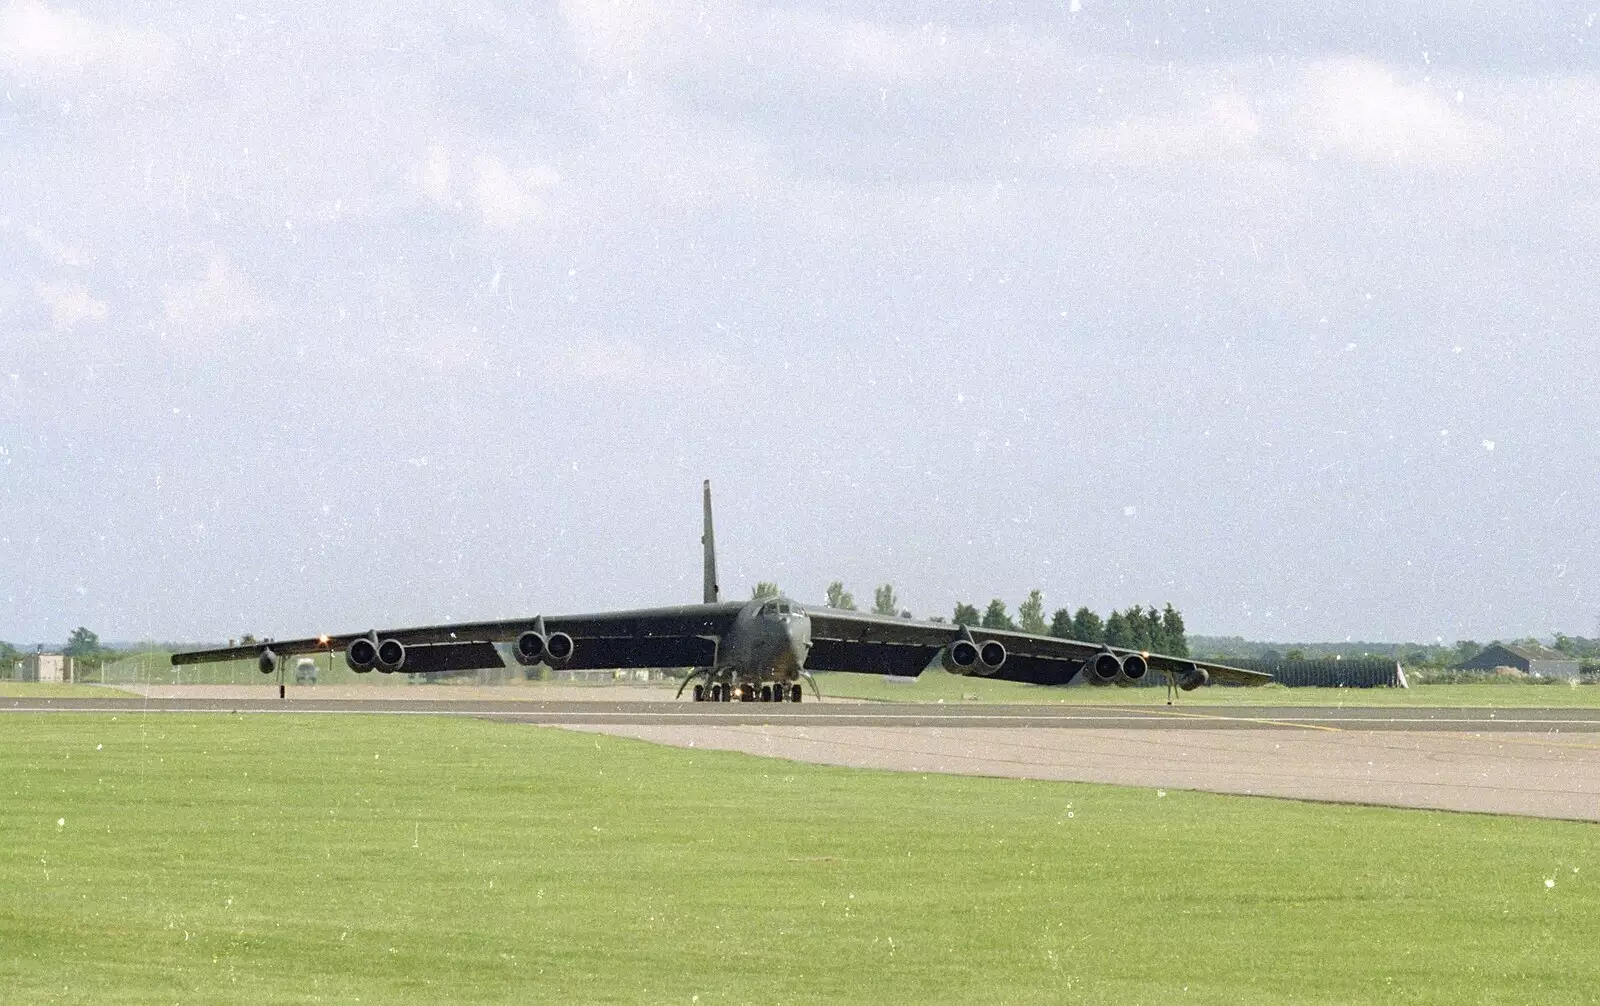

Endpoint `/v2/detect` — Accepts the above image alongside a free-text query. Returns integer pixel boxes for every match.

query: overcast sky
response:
[2,1,1597,645]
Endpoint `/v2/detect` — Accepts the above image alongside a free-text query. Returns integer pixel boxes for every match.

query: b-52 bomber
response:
[173,482,1270,700]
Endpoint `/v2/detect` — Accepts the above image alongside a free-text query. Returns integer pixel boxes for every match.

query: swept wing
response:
[172,603,746,673]
[803,608,1270,687]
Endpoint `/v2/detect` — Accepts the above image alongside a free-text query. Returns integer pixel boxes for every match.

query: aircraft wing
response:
[171,602,747,673]
[802,608,1270,687]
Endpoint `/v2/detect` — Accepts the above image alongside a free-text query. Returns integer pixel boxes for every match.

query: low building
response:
[20,652,72,683]
[1455,642,1580,680]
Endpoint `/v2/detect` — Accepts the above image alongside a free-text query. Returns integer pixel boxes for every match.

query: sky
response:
[2,1,1597,645]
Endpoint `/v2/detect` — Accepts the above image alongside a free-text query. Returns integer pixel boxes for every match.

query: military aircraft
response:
[172,481,1270,700]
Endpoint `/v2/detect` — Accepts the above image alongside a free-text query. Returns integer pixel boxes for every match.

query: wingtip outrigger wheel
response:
[800,669,823,702]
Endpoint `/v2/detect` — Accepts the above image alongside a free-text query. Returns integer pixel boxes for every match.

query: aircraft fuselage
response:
[689,596,813,700]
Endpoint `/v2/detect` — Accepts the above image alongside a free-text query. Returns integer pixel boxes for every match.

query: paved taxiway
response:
[7,695,1600,731]
[10,693,1600,821]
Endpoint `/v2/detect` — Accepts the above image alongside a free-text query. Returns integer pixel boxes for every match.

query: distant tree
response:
[1018,590,1047,635]
[752,582,781,599]
[952,602,980,626]
[981,599,1017,631]
[825,581,857,610]
[64,627,101,657]
[1453,640,1482,665]
[1285,648,1307,661]
[1103,610,1131,648]
[1121,606,1153,651]
[0,641,19,679]
[1071,607,1104,644]
[1141,606,1165,652]
[1048,608,1075,638]
[1554,634,1575,655]
[1160,604,1188,657]
[1261,648,1284,664]
[872,584,899,617]
[899,609,913,619]
[928,615,947,623]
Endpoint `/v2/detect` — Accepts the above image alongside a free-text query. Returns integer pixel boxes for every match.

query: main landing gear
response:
[688,681,803,703]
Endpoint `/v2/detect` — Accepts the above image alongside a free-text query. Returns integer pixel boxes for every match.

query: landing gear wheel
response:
[741,684,755,702]
[709,683,722,702]
[760,684,773,702]
[692,683,705,702]
[721,683,732,702]
[771,684,784,703]
[790,684,803,703]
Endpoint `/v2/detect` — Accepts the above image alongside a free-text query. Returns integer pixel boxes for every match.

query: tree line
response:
[774,582,1191,656]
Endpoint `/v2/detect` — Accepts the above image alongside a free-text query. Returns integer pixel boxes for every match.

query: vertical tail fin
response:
[701,480,719,603]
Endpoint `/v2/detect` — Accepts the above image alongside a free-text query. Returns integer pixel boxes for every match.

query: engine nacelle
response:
[941,640,981,675]
[1116,653,1149,688]
[257,648,278,676]
[514,631,547,667]
[376,638,406,673]
[545,631,575,665]
[346,636,378,673]
[1179,666,1210,691]
[1084,652,1121,686]
[975,640,1006,676]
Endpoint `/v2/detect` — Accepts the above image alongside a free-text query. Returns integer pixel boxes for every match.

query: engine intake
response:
[941,640,980,675]
[976,640,1006,675]
[514,631,547,667]
[545,631,575,665]
[346,636,378,673]
[1085,652,1121,686]
[1117,653,1148,688]
[376,638,406,673]
[1179,666,1210,691]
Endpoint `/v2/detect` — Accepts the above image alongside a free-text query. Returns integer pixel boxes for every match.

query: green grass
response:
[2,715,1597,1004]
[813,672,1600,707]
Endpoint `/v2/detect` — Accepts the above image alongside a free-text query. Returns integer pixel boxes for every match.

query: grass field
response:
[2,714,1596,1003]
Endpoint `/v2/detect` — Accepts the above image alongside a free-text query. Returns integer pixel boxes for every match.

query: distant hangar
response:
[1456,642,1580,680]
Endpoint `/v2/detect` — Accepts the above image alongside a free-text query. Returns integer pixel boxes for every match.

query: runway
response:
[10,693,1600,820]
[7,695,1600,730]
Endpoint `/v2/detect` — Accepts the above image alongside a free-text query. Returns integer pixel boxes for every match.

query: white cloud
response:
[1296,57,1497,164]
[552,336,734,388]
[472,155,560,230]
[34,280,104,330]
[163,256,267,334]
[418,145,453,206]
[1072,91,1262,168]
[0,0,176,94]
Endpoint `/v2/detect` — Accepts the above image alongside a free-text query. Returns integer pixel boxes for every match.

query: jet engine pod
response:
[1179,666,1210,691]
[257,648,278,676]
[1085,652,1121,686]
[514,631,547,667]
[1116,652,1149,687]
[544,631,575,665]
[345,636,378,673]
[941,639,981,675]
[976,640,1007,676]
[376,638,406,673]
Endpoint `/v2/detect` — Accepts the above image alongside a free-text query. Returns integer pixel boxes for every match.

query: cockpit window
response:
[760,601,792,617]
